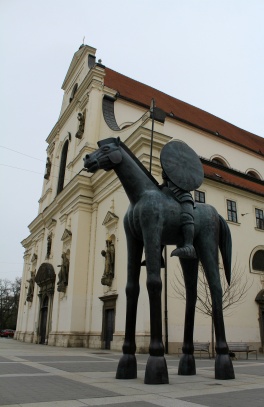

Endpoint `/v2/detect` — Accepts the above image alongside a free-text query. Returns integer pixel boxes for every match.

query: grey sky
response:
[1,0,263,281]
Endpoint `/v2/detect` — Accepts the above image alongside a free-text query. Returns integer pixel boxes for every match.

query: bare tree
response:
[0,277,21,330]
[171,262,252,357]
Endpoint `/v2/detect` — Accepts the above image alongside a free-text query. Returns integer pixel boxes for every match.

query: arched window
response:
[247,170,261,180]
[252,250,264,272]
[69,83,78,103]
[250,247,264,274]
[57,140,69,194]
[211,156,228,167]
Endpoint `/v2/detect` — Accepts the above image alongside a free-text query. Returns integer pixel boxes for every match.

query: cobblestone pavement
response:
[0,338,263,407]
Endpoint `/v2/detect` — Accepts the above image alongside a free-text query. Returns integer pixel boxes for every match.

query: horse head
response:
[83,137,123,173]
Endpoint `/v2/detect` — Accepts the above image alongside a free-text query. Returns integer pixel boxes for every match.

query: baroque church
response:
[16,43,264,354]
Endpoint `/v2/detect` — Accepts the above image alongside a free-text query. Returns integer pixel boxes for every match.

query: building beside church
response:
[16,43,264,354]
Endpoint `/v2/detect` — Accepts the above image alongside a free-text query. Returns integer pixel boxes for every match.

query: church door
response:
[40,296,49,344]
[104,308,114,349]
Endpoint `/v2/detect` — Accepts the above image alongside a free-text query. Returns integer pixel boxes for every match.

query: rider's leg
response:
[171,202,196,259]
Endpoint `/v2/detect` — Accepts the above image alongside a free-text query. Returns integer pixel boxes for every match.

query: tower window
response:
[57,140,69,194]
[69,83,78,103]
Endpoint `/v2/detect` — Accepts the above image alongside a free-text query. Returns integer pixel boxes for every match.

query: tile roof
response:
[104,68,264,157]
[203,163,264,197]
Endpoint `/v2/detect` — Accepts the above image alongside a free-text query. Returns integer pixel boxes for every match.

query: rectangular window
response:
[194,190,205,203]
[227,199,237,223]
[256,208,264,230]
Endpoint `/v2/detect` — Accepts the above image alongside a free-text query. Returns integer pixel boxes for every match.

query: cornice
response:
[56,174,92,208]
[68,142,96,169]
[204,174,264,198]
[27,174,92,235]
[71,196,94,214]
[203,177,264,201]
[126,126,171,153]
[46,218,57,231]
[201,158,264,186]
[39,187,52,204]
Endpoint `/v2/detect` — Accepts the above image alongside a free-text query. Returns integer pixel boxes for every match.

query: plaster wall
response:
[162,119,263,178]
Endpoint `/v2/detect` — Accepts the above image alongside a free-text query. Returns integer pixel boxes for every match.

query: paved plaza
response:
[0,338,263,407]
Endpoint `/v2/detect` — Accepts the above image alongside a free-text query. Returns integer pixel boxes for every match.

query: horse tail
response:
[219,214,232,285]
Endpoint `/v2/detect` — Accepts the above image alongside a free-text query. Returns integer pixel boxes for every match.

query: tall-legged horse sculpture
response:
[84,137,235,383]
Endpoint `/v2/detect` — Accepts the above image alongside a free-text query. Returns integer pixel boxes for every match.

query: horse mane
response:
[119,140,159,187]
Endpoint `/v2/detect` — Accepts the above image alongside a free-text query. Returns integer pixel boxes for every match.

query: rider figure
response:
[160,170,196,259]
[160,140,203,260]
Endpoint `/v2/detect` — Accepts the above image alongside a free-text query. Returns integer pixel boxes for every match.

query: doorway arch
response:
[35,263,56,344]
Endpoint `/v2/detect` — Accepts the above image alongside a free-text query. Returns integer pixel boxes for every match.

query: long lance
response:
[149,98,155,174]
[149,99,166,174]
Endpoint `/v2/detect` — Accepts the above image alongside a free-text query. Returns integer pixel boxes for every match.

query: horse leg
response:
[178,258,198,375]
[144,234,169,384]
[199,247,235,380]
[116,223,143,380]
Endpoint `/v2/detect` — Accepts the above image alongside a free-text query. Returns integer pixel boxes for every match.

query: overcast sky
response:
[1,0,264,282]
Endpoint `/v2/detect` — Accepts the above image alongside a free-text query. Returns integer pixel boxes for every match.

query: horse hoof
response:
[215,354,235,380]
[116,354,137,379]
[144,355,169,384]
[178,354,196,375]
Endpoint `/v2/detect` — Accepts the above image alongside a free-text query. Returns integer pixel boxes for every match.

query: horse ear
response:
[117,136,120,145]
[108,150,122,164]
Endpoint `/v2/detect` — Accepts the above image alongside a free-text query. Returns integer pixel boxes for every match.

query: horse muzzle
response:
[83,156,99,173]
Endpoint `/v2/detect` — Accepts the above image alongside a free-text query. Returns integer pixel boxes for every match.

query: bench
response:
[178,342,211,359]
[228,342,258,360]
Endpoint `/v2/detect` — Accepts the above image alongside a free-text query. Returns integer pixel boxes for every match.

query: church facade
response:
[16,44,264,354]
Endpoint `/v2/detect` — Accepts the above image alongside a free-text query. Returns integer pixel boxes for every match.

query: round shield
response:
[160,140,204,191]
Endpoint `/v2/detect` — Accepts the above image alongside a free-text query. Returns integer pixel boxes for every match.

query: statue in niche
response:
[44,157,52,180]
[26,271,35,302]
[46,234,52,259]
[57,252,70,292]
[101,239,115,286]
[75,112,85,139]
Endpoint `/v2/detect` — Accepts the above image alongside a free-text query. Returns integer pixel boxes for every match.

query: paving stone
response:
[179,388,264,407]
[0,339,263,407]
[0,363,48,375]
[21,355,104,362]
[37,361,119,372]
[0,375,118,405]
[0,357,12,362]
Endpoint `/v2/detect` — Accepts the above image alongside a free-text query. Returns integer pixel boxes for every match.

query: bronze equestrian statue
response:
[83,137,235,384]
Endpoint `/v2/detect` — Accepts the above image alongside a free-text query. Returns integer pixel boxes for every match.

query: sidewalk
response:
[0,338,263,407]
